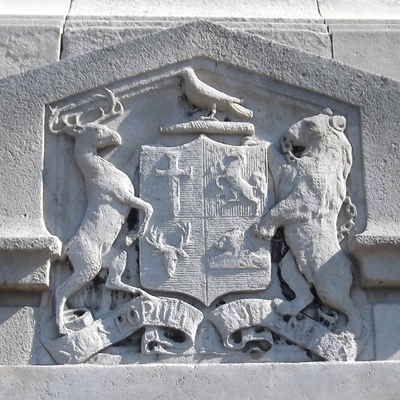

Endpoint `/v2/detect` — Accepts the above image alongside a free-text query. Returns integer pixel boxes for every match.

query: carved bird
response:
[179,68,253,120]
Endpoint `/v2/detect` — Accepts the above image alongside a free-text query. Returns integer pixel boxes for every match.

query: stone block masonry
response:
[0,1,400,398]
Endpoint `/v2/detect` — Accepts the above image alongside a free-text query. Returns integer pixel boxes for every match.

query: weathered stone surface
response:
[2,362,400,399]
[0,18,399,372]
[374,304,400,360]
[247,27,331,57]
[1,0,400,397]
[0,18,63,78]
[62,18,330,58]
[69,0,321,18]
[330,23,400,80]
[0,0,71,16]
[319,0,400,19]
[0,307,41,364]
[350,235,400,286]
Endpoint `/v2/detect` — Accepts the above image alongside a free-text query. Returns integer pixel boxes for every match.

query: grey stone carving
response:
[179,67,253,120]
[42,294,203,363]
[146,221,192,277]
[255,109,362,340]
[48,89,153,334]
[140,135,271,306]
[160,67,255,135]
[160,120,255,136]
[210,299,357,361]
[215,151,262,214]
[2,17,400,396]
[155,153,193,216]
[41,63,362,364]
[210,227,269,270]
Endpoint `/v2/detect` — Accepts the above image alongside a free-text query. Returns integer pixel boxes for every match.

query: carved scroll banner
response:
[209,299,357,361]
[42,295,203,364]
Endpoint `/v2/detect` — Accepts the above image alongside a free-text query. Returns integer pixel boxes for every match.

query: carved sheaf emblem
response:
[139,135,271,305]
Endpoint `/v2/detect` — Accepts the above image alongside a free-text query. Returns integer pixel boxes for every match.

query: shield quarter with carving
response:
[139,135,271,305]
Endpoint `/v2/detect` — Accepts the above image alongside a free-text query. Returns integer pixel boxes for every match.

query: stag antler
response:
[145,222,192,277]
[146,226,167,253]
[281,135,296,162]
[48,108,83,136]
[177,221,192,252]
[95,88,124,124]
[48,88,123,136]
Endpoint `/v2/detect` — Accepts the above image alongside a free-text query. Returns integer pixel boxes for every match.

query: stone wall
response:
[1,0,400,79]
[1,1,400,398]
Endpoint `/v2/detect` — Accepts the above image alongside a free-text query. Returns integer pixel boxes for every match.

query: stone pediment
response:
[1,21,400,364]
[0,20,397,288]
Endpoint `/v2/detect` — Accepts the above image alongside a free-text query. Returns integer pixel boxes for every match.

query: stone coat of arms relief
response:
[42,64,369,364]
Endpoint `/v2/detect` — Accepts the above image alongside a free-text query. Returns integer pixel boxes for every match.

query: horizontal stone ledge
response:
[1,362,400,399]
[0,235,61,253]
[0,0,71,16]
[61,18,331,58]
[68,0,322,19]
[350,234,400,287]
[0,234,61,291]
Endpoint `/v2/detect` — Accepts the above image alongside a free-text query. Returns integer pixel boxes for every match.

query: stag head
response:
[48,88,123,138]
[146,221,192,277]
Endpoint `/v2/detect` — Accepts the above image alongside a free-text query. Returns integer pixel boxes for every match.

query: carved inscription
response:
[42,295,203,364]
[209,299,357,361]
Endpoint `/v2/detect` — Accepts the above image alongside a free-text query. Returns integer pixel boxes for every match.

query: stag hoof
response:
[199,116,217,121]
[126,233,140,246]
[275,300,302,318]
[58,322,69,336]
[136,288,151,299]
[105,280,148,298]
[131,287,145,296]
[253,221,275,240]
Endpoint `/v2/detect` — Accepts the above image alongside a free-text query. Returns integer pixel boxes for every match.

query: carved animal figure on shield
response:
[216,151,260,212]
[146,221,192,277]
[49,90,153,334]
[255,108,362,338]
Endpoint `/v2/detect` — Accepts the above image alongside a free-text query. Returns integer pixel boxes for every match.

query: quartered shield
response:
[139,135,271,305]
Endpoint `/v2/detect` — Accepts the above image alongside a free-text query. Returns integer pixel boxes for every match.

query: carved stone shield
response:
[139,135,271,305]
